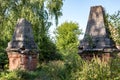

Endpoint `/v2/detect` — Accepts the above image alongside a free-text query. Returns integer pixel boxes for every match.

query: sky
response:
[49,0,120,39]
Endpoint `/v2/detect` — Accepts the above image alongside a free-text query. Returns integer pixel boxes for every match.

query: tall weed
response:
[0,54,120,80]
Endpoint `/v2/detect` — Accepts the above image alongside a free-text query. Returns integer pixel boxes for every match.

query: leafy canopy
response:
[55,21,82,55]
[106,11,120,45]
[0,0,64,63]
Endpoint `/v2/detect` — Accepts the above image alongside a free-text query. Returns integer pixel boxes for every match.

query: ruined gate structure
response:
[6,18,38,70]
[78,6,119,61]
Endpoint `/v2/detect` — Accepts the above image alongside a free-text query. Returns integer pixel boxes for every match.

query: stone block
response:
[78,6,120,61]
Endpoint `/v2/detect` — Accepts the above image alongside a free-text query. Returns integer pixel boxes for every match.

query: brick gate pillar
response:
[6,18,38,70]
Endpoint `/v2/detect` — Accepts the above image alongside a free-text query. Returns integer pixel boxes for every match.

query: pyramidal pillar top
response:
[6,18,37,51]
[85,6,107,37]
[78,5,119,55]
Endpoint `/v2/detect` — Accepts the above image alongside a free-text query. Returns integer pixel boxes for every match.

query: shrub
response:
[0,53,120,80]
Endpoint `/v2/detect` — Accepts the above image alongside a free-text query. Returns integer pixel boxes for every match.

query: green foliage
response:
[106,11,120,45]
[55,21,82,55]
[0,70,39,80]
[0,54,120,80]
[39,37,62,62]
[0,0,63,64]
[110,57,120,79]
[0,1,120,80]
[47,0,63,26]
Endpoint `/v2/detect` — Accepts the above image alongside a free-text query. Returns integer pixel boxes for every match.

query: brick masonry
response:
[7,52,38,70]
[79,53,111,62]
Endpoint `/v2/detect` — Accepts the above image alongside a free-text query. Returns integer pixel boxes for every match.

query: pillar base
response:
[79,53,112,62]
[7,52,38,71]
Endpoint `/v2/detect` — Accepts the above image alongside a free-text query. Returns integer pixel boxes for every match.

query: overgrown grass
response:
[0,54,120,80]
